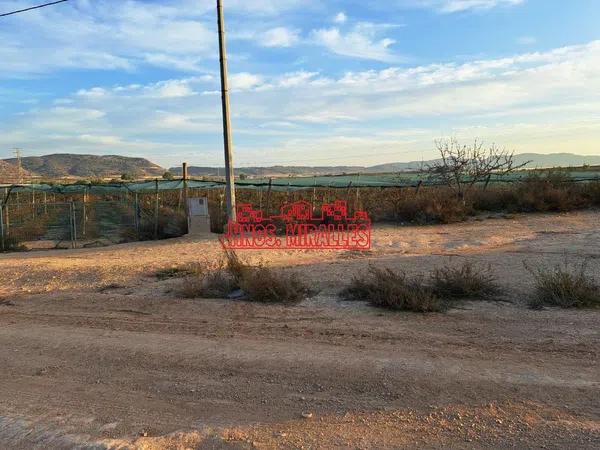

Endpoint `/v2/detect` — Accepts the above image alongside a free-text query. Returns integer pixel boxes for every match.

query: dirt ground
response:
[0,211,599,449]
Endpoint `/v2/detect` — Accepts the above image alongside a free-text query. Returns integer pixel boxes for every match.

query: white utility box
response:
[187,197,211,234]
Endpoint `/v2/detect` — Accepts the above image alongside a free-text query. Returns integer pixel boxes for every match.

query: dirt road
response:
[0,211,599,449]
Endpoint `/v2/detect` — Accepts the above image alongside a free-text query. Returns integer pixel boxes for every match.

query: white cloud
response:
[149,80,196,98]
[0,0,314,78]
[259,27,300,48]
[405,0,525,13]
[0,0,213,77]
[310,24,400,62]
[77,88,109,99]
[224,0,313,15]
[229,73,265,90]
[334,12,348,24]
[2,40,599,166]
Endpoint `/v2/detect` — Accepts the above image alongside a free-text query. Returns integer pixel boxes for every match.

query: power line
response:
[0,0,69,18]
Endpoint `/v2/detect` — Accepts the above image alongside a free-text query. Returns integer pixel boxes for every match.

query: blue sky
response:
[1,0,599,168]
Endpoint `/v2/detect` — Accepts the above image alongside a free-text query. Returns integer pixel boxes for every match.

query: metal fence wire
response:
[0,195,187,251]
[2,172,600,252]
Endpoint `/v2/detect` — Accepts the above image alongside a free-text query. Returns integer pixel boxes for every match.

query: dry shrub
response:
[180,263,237,299]
[179,251,312,304]
[341,267,444,313]
[584,181,600,206]
[178,251,248,299]
[394,189,472,224]
[513,172,587,213]
[239,265,312,304]
[223,249,249,282]
[1,236,27,252]
[431,261,500,299]
[526,260,600,309]
[471,187,519,212]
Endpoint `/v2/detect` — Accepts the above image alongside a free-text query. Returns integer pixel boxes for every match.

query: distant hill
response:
[2,152,598,182]
[172,153,600,177]
[171,165,364,177]
[364,153,600,173]
[1,154,165,179]
[513,153,600,168]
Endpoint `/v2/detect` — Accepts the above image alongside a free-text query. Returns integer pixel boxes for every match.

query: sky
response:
[0,0,599,168]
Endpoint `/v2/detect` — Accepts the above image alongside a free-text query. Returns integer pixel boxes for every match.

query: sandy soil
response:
[0,211,599,449]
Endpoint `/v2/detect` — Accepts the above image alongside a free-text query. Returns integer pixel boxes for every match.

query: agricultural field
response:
[0,210,598,449]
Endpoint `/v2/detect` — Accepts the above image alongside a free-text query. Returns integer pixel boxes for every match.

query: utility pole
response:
[216,0,237,222]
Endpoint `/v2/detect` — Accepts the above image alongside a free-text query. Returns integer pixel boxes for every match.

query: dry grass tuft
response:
[178,259,237,299]
[431,261,500,299]
[239,265,312,304]
[341,267,444,313]
[223,249,250,282]
[179,251,312,304]
[526,260,600,309]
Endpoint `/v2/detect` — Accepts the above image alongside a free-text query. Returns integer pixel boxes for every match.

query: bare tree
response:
[426,138,529,200]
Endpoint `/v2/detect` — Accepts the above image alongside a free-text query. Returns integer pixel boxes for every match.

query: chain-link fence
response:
[2,172,600,252]
[0,191,187,251]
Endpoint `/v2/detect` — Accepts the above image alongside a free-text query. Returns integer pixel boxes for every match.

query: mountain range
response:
[1,152,599,181]
[172,153,600,177]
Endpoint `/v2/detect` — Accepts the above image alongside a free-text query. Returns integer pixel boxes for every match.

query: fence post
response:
[346,182,353,213]
[4,203,9,237]
[266,178,273,215]
[70,201,77,249]
[32,186,36,219]
[415,180,423,195]
[182,163,189,233]
[134,192,140,240]
[154,179,159,240]
[311,180,317,213]
[0,203,4,252]
[484,174,492,191]
[82,187,88,237]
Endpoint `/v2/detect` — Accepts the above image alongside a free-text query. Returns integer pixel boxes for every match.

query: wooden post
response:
[70,201,76,249]
[154,179,159,240]
[312,180,317,212]
[415,180,423,195]
[182,162,189,233]
[43,192,47,215]
[4,203,9,237]
[484,174,492,191]
[134,192,140,240]
[82,187,88,237]
[0,203,4,252]
[265,178,273,215]
[346,182,353,213]
[32,186,36,218]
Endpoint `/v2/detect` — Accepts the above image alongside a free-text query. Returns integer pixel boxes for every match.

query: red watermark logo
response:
[220,200,371,250]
